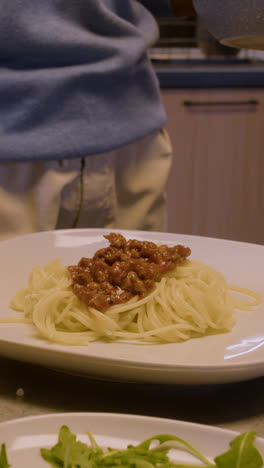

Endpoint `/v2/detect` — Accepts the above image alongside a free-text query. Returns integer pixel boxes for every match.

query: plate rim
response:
[1,336,264,370]
[0,411,254,439]
[2,226,264,249]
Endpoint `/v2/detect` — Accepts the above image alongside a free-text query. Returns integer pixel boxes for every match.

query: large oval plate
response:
[0,228,264,385]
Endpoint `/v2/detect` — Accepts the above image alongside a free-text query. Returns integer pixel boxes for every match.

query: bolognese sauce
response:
[68,233,191,312]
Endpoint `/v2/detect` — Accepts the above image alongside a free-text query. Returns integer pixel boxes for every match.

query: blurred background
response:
[150,15,264,61]
[150,15,264,245]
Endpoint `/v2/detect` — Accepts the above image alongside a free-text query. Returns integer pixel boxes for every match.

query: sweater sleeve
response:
[137,0,173,16]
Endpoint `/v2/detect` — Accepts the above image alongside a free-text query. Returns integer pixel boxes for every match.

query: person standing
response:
[0,0,195,240]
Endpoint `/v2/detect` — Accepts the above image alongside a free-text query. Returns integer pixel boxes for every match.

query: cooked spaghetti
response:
[9,256,262,346]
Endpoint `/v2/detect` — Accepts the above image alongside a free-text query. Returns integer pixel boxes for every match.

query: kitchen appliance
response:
[193,0,264,50]
[196,19,239,58]
[149,16,264,64]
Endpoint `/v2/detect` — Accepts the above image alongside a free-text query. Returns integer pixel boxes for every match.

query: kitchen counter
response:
[154,60,264,88]
[1,355,264,438]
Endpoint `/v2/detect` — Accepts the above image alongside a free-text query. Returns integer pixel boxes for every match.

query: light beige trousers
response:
[0,129,172,241]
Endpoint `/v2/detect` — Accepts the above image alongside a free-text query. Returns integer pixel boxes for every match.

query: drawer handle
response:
[183,99,259,108]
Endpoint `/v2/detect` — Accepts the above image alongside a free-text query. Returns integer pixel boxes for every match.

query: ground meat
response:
[68,233,191,312]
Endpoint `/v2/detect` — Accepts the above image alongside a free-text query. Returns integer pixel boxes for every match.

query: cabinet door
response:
[162,88,264,244]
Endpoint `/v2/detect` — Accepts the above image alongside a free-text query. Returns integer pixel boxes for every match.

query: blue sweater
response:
[0,0,171,162]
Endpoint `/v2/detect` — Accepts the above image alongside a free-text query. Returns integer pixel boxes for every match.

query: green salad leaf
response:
[41,426,103,468]
[40,426,215,468]
[1,425,263,467]
[0,444,10,468]
[40,426,263,468]
[214,431,263,468]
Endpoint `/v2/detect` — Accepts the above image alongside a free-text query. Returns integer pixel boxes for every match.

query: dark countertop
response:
[154,60,264,88]
[1,355,264,437]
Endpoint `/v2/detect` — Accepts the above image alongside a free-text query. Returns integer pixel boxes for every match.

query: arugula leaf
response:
[2,424,263,468]
[41,449,62,468]
[0,444,10,468]
[40,427,264,468]
[214,431,263,468]
[40,425,100,468]
[40,427,215,468]
[136,433,212,466]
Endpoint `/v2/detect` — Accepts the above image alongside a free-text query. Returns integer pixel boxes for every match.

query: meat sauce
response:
[68,233,191,312]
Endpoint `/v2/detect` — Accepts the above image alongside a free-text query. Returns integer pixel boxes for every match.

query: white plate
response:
[1,412,264,467]
[0,228,264,385]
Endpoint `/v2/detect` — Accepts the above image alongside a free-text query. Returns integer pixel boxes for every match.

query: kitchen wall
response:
[152,17,264,245]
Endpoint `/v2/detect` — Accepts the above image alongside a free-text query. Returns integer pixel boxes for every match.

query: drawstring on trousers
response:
[71,157,86,228]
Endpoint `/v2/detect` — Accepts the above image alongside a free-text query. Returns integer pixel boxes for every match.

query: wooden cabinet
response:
[163,88,264,244]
